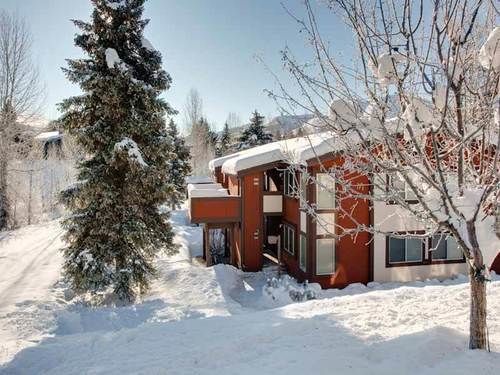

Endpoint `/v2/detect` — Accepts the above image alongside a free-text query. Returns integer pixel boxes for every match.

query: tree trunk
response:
[469,267,487,349]
[467,220,488,350]
[0,158,9,230]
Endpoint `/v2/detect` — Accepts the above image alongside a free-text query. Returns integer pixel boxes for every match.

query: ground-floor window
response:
[431,235,463,261]
[316,238,335,275]
[387,236,424,265]
[283,224,295,255]
[299,234,307,272]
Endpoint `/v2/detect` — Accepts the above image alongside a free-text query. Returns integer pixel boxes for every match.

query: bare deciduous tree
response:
[0,10,45,229]
[271,0,498,350]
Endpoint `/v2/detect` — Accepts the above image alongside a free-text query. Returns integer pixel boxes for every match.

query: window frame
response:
[385,232,426,267]
[299,233,307,272]
[282,223,296,255]
[429,234,466,264]
[315,172,336,209]
[386,174,419,205]
[284,170,298,198]
[316,238,335,275]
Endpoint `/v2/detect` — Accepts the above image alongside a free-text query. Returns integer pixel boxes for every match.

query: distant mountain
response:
[228,114,315,138]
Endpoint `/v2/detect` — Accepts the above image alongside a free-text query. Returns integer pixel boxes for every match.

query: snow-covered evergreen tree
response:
[217,122,232,156]
[59,0,177,302]
[237,110,273,150]
[166,119,191,209]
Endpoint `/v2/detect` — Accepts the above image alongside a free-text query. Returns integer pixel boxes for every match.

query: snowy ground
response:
[0,208,499,374]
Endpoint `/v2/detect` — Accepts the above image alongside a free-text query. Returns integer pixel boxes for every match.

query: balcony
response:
[187,182,241,224]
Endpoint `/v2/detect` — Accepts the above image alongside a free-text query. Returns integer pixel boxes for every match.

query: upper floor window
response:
[431,235,463,261]
[387,174,418,204]
[284,170,298,198]
[316,173,335,209]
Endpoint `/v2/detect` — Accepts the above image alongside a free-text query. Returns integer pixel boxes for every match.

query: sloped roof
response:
[216,132,343,175]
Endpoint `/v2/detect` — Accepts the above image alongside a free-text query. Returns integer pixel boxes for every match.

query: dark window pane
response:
[389,237,405,263]
[406,238,423,262]
[432,236,447,260]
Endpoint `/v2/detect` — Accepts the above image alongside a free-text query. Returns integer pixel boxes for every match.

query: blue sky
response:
[1,0,350,130]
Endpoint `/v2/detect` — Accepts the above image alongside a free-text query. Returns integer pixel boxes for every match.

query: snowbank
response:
[1,208,499,374]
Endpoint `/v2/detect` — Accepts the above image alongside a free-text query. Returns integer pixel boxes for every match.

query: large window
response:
[284,170,298,198]
[316,173,335,209]
[283,224,296,255]
[299,234,307,272]
[387,236,424,264]
[316,238,335,275]
[431,235,463,261]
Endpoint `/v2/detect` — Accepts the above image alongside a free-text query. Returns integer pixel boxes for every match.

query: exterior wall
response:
[213,167,225,187]
[241,172,263,271]
[372,183,467,282]
[227,175,239,196]
[281,193,303,279]
[309,162,371,289]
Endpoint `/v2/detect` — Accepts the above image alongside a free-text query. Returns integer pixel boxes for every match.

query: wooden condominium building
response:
[187,133,500,289]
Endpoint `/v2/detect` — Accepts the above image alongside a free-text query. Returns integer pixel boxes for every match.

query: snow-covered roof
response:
[34,131,62,142]
[185,176,214,184]
[187,183,229,199]
[208,153,242,172]
[187,183,223,195]
[219,132,341,176]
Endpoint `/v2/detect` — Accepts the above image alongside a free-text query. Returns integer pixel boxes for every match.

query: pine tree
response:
[217,122,232,156]
[59,0,177,302]
[166,119,191,209]
[237,110,273,150]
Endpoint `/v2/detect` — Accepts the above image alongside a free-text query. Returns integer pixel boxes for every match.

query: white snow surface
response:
[185,176,214,184]
[105,48,122,69]
[220,132,341,175]
[113,137,148,167]
[34,131,62,142]
[1,208,499,374]
[479,27,500,72]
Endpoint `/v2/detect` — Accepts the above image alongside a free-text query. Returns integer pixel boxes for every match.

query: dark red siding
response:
[241,172,263,271]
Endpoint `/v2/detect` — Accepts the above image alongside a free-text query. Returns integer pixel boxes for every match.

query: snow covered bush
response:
[263,275,319,303]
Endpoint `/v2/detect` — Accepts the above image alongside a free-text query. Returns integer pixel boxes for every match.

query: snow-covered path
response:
[0,221,65,363]
[0,221,63,310]
[0,208,499,374]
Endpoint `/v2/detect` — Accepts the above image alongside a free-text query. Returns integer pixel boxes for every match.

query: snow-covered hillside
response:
[0,208,499,374]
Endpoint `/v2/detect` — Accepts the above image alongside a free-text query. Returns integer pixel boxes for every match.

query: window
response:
[299,234,307,272]
[284,170,298,198]
[387,235,424,265]
[283,224,296,255]
[316,173,335,209]
[387,174,417,203]
[316,213,335,236]
[316,238,335,275]
[300,172,308,206]
[431,235,463,261]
